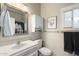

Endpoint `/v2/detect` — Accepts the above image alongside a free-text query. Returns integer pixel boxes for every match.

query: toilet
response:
[38,47,52,56]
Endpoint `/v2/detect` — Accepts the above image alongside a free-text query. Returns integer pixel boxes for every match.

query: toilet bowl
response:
[39,47,52,56]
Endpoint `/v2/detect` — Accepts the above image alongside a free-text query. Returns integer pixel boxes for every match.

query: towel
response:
[4,11,15,36]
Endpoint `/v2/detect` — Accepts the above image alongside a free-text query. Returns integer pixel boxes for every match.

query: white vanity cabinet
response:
[11,45,39,56]
[0,40,41,56]
[31,14,43,32]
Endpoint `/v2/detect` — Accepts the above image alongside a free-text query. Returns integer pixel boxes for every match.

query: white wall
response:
[41,3,74,31]
[42,32,75,56]
[41,3,76,56]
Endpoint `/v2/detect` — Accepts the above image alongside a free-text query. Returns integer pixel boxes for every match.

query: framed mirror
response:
[1,3,29,37]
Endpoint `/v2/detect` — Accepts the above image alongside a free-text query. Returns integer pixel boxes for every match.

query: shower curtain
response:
[64,32,74,53]
[64,32,79,55]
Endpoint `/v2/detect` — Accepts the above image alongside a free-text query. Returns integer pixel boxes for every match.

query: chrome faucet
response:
[17,40,21,45]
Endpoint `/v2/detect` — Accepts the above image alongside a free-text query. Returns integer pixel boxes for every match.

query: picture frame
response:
[47,16,57,29]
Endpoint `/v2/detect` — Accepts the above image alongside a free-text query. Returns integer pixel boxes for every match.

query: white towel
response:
[4,11,15,36]
[4,11,11,36]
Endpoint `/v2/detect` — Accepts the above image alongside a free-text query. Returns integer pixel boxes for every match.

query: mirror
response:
[1,3,28,37]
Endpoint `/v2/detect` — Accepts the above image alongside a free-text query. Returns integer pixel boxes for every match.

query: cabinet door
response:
[36,15,43,32]
[73,9,79,28]
[31,15,43,32]
[31,15,36,32]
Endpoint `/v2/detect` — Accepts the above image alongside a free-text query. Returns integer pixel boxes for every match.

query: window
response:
[64,11,72,27]
[64,9,79,28]
[73,9,79,28]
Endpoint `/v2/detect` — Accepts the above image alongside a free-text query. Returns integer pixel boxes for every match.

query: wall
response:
[41,3,74,31]
[41,3,75,56]
[0,3,41,46]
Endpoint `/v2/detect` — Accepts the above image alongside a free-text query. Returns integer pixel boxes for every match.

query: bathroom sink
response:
[11,43,26,49]
[11,40,39,49]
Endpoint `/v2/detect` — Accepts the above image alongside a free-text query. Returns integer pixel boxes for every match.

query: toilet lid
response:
[39,47,51,56]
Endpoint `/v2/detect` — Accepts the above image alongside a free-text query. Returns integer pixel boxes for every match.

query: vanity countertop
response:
[0,40,39,56]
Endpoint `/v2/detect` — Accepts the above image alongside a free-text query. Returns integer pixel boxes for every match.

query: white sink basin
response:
[11,44,26,49]
[11,40,33,49]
